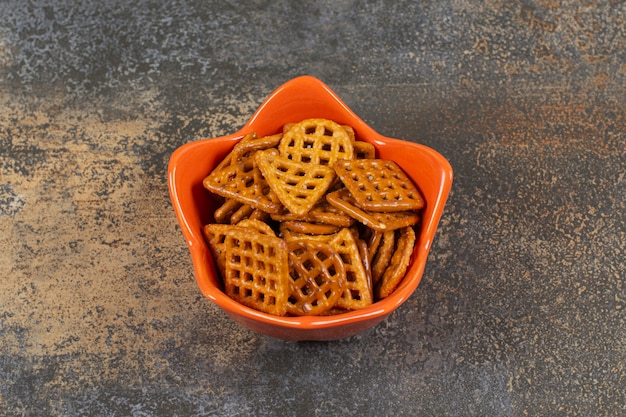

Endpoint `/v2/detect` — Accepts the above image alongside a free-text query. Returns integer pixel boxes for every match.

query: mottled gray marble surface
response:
[1,1,624,416]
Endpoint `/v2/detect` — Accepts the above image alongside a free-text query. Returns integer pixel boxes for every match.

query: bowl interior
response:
[168,76,453,339]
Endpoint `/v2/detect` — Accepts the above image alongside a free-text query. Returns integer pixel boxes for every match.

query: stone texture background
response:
[1,1,624,416]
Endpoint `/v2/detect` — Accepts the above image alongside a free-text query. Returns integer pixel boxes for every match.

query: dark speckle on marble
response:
[0,1,624,416]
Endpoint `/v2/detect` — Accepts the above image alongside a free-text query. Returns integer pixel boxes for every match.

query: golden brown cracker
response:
[286,239,346,316]
[333,159,424,212]
[279,118,354,166]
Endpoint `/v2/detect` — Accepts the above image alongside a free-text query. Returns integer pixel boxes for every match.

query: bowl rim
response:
[168,75,453,331]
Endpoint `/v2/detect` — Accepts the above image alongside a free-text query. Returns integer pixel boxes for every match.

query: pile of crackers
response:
[202,118,425,316]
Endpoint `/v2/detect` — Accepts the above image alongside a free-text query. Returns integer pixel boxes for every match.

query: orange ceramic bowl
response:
[168,76,453,341]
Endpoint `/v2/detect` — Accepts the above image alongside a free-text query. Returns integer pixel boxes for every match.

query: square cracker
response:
[333,159,425,212]
[203,224,290,316]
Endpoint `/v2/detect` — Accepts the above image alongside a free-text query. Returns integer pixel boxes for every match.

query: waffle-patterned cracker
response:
[254,149,335,217]
[203,224,289,316]
[279,118,354,166]
[327,228,373,310]
[286,239,346,316]
[333,159,425,212]
[203,150,283,214]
